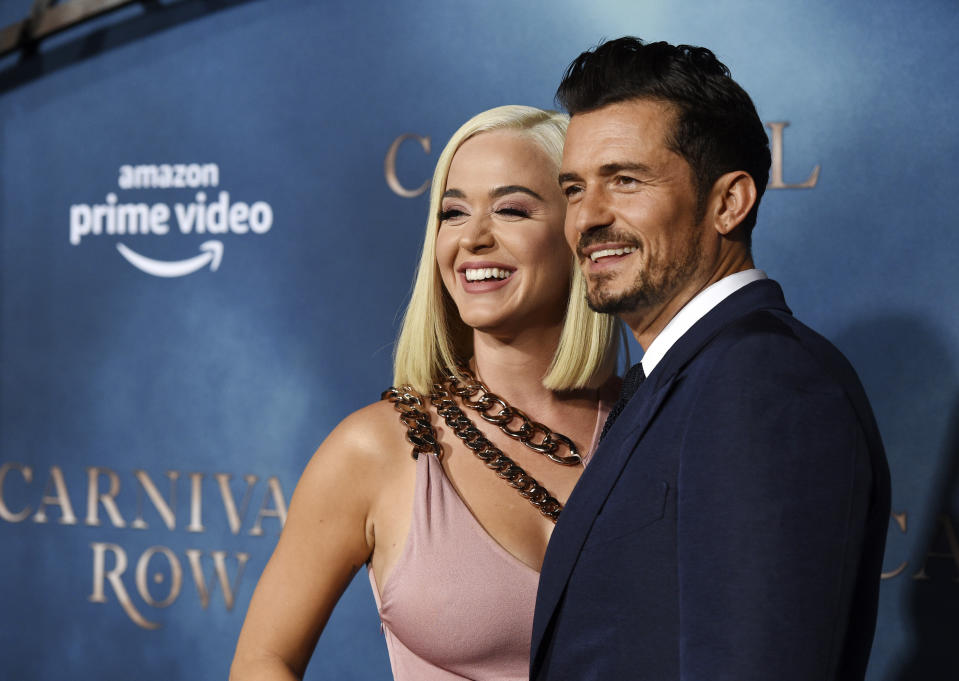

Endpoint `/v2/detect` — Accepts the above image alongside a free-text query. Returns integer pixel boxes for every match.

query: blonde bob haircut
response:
[393,105,620,393]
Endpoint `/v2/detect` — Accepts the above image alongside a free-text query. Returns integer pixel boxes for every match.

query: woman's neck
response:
[469,323,576,418]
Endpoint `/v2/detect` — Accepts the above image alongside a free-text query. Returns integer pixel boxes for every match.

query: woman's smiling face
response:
[435,130,572,337]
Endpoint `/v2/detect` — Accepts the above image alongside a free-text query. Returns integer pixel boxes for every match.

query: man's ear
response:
[707,171,757,236]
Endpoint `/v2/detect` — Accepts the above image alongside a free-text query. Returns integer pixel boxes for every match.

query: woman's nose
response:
[459,213,495,252]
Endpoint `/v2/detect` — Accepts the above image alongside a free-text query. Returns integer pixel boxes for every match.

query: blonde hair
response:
[393,105,620,393]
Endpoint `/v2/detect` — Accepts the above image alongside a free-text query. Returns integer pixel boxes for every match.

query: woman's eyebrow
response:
[489,185,543,201]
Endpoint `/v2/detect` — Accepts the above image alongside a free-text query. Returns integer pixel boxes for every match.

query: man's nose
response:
[571,185,613,235]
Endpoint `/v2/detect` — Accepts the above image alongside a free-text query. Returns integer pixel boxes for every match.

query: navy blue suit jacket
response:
[531,280,890,681]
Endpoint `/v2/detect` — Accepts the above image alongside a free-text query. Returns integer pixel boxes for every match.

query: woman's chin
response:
[459,313,514,335]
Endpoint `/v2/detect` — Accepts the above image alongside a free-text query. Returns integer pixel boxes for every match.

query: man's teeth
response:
[589,247,637,262]
[465,267,512,282]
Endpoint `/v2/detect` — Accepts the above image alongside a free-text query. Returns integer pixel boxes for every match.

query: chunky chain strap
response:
[428,374,564,523]
[447,366,582,466]
[381,385,442,460]
[382,370,578,522]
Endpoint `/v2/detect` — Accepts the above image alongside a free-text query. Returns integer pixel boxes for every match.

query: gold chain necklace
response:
[381,385,442,459]
[447,366,582,466]
[382,367,582,522]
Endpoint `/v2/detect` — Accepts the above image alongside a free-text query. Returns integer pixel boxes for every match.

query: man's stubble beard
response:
[584,234,704,317]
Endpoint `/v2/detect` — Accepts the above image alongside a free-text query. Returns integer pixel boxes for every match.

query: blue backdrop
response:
[1,0,957,679]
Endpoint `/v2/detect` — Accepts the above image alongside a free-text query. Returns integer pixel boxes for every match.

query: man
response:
[532,38,891,681]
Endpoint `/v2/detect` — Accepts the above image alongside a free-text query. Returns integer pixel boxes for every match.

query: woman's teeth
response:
[590,246,637,262]
[465,267,512,282]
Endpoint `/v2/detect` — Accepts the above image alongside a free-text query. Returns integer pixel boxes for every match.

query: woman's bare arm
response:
[229,402,407,680]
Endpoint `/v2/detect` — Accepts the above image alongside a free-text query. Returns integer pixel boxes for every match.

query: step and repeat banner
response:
[1,0,957,679]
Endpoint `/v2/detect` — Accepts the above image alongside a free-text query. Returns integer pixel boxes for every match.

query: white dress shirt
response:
[640,269,768,377]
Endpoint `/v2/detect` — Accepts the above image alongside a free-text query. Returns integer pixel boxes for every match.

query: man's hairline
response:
[558,96,697,192]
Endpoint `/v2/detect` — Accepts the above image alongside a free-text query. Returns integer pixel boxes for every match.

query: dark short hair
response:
[557,37,771,238]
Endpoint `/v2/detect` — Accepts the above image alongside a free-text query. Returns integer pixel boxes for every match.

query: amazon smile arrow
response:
[116,240,223,278]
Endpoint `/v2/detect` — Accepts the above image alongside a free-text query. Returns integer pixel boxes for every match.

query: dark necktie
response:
[599,362,646,442]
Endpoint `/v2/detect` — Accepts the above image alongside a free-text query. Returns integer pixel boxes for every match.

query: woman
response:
[230,106,621,681]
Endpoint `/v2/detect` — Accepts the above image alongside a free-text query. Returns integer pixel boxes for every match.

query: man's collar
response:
[640,269,767,376]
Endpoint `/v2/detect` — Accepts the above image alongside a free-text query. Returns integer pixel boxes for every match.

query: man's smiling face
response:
[560,98,712,326]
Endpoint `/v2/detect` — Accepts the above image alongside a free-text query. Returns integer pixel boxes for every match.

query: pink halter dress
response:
[367,399,610,680]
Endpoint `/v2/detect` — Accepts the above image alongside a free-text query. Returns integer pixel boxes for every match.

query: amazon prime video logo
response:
[68,164,273,278]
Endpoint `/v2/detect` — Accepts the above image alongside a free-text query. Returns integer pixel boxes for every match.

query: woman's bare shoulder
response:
[282,397,422,534]
[308,398,423,472]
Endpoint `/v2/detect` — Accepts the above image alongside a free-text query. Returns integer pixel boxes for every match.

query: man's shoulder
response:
[692,306,862,398]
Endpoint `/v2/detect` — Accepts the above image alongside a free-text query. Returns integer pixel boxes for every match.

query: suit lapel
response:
[531,279,791,671]
[531,377,676,667]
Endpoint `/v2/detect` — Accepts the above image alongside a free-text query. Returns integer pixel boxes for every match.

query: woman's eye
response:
[439,208,466,221]
[497,207,530,219]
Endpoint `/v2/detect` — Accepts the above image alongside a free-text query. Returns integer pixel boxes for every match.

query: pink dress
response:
[367,400,611,680]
